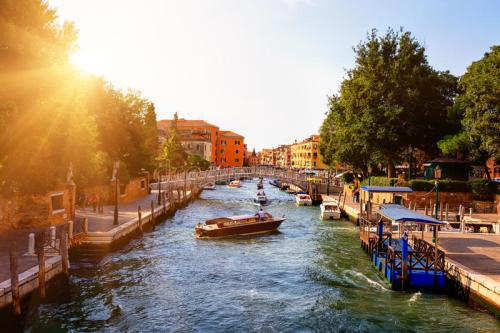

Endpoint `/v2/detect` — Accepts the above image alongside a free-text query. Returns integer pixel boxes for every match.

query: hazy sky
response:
[50,0,499,151]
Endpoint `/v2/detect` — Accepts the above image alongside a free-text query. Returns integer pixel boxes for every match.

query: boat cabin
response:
[360,204,446,290]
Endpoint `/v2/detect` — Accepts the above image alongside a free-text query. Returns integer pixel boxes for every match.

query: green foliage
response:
[468,179,499,199]
[459,45,500,162]
[320,28,458,176]
[341,172,354,184]
[0,1,159,194]
[187,155,211,171]
[362,177,398,187]
[157,113,188,171]
[409,180,435,192]
[437,131,472,157]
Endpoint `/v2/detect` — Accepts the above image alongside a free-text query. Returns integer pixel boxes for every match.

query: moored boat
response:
[203,182,216,190]
[228,180,241,188]
[320,202,341,220]
[295,193,312,206]
[195,213,285,238]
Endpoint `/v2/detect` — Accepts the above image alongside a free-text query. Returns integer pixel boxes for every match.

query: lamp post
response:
[434,165,441,219]
[157,164,163,206]
[66,163,76,220]
[112,160,120,225]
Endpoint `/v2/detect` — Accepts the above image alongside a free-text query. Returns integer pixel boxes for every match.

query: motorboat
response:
[269,179,281,188]
[320,202,341,220]
[203,182,216,190]
[195,213,285,238]
[295,193,312,206]
[254,191,268,205]
[228,180,241,188]
[257,181,264,189]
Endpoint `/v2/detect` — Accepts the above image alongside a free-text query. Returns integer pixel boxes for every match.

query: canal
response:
[22,180,499,332]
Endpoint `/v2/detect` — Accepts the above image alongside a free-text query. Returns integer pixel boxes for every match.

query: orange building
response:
[157,118,245,168]
[158,119,219,164]
[217,130,245,167]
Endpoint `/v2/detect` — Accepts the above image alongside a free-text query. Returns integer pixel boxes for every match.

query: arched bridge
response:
[151,166,343,195]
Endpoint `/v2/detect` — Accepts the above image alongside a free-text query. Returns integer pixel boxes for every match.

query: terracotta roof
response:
[219,130,244,138]
[157,119,219,129]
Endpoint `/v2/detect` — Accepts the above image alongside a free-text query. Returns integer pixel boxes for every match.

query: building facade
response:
[291,135,326,170]
[157,118,245,168]
[217,131,245,168]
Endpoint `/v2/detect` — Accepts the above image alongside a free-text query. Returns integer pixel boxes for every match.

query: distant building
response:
[291,135,326,170]
[157,118,245,168]
[275,144,292,168]
[218,130,245,168]
[486,158,500,181]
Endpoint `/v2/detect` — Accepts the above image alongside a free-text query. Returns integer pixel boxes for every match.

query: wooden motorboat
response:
[257,182,264,189]
[203,182,216,190]
[195,213,285,238]
[228,180,241,188]
[295,193,312,206]
[320,202,341,220]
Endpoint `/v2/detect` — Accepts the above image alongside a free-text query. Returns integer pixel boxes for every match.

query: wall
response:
[404,192,473,210]
[0,188,72,232]
[119,177,149,204]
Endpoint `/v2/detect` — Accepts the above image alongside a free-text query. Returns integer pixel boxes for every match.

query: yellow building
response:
[291,135,326,170]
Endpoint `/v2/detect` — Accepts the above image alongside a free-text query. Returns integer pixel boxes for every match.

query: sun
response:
[70,49,105,75]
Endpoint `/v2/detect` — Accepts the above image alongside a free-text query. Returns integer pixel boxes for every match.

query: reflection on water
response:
[21,180,499,332]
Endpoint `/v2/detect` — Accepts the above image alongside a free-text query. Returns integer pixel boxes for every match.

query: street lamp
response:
[112,160,120,225]
[434,165,442,219]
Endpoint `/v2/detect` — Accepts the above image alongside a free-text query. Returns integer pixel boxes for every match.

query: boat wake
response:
[408,292,421,303]
[344,270,389,292]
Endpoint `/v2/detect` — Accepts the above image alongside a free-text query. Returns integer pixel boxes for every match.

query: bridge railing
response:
[149,166,343,191]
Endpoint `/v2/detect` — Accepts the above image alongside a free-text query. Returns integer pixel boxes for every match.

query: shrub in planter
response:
[468,179,499,200]
[409,180,434,192]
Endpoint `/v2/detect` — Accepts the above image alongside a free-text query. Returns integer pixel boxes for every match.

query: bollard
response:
[83,217,89,234]
[50,226,56,248]
[28,233,35,255]
[138,205,143,233]
[469,208,473,218]
[36,233,46,299]
[60,228,69,275]
[10,242,21,315]
[68,220,74,241]
[460,205,465,222]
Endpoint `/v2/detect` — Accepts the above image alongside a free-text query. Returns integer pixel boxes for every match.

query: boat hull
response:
[195,219,284,238]
[321,212,341,220]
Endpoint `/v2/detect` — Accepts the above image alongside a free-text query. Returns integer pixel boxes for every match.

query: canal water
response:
[22,180,499,332]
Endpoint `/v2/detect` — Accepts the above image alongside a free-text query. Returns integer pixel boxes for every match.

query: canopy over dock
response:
[361,186,413,193]
[379,204,445,225]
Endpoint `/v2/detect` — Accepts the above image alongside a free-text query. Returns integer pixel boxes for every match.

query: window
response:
[220,149,225,154]
[235,140,240,145]
[235,158,239,162]
[50,193,64,214]
[187,143,191,149]
[221,140,226,145]
[235,149,239,154]
[313,144,317,149]
[313,152,318,158]
[197,144,200,150]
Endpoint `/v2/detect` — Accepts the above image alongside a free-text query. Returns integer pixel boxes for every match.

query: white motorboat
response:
[295,193,312,206]
[254,191,269,205]
[320,202,341,220]
[228,180,241,188]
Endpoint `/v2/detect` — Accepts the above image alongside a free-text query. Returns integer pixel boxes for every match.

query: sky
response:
[49,0,499,151]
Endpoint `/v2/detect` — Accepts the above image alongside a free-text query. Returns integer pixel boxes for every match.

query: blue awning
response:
[379,204,445,225]
[361,185,413,193]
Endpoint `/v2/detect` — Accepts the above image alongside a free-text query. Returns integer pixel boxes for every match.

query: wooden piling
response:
[425,205,428,216]
[60,228,69,275]
[150,200,155,230]
[9,242,21,315]
[36,233,46,299]
[138,205,143,233]
[445,203,449,221]
[83,217,88,234]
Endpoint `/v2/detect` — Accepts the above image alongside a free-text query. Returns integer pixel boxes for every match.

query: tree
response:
[437,45,499,180]
[157,113,188,171]
[459,45,500,172]
[320,28,458,177]
[187,154,211,171]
